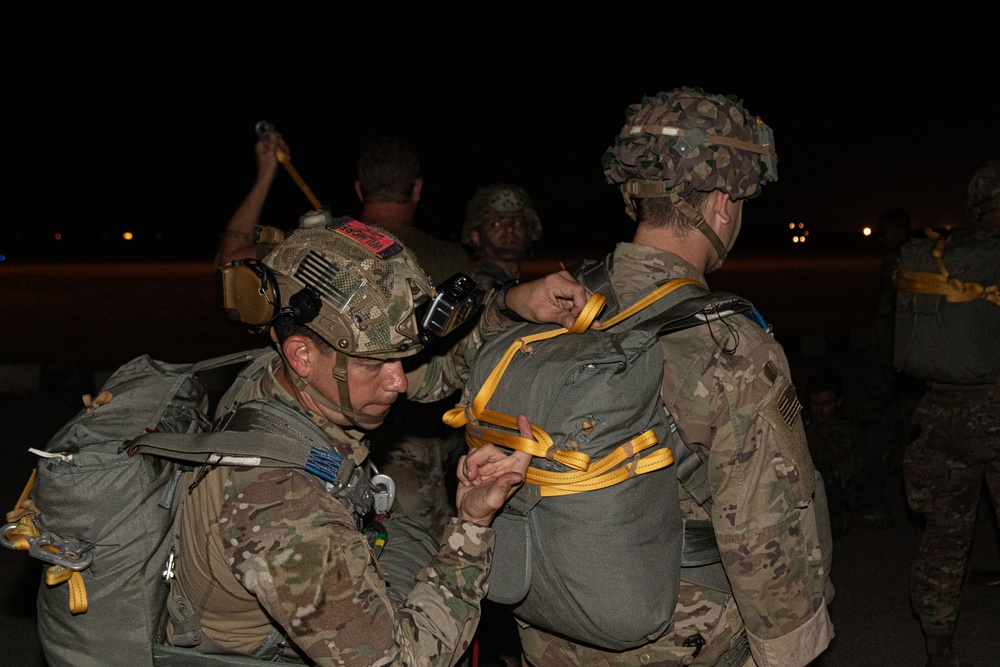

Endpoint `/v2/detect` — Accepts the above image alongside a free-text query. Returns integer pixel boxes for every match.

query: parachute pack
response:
[445,261,755,651]
[1,349,419,667]
[894,228,1000,385]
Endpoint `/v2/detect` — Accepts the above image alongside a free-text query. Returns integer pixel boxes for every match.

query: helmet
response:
[461,183,543,245]
[263,214,434,359]
[603,87,777,204]
[967,159,1000,222]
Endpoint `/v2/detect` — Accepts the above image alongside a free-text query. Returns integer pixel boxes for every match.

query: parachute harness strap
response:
[444,279,705,496]
[894,230,1000,305]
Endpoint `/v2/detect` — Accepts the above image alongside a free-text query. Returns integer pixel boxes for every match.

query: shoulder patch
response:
[776,383,802,428]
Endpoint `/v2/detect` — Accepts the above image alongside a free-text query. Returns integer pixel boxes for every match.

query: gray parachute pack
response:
[445,259,755,650]
[3,349,428,667]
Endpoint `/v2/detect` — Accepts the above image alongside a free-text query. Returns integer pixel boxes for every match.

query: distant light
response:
[804,231,809,236]
[53,233,62,240]
[123,232,134,241]
[788,222,795,229]
[863,227,872,236]
[792,236,800,243]
[798,222,804,229]
[0,255,6,262]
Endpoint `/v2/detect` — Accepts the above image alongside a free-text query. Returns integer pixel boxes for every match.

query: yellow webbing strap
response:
[4,470,39,551]
[894,232,1000,305]
[443,278,703,494]
[4,470,89,615]
[45,566,88,614]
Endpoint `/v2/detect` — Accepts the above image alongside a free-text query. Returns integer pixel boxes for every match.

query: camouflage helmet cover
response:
[263,217,434,359]
[967,159,1000,221]
[462,183,543,245]
[603,87,777,201]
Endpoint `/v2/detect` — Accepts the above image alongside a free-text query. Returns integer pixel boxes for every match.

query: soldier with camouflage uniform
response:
[517,88,833,666]
[461,183,544,289]
[171,218,592,666]
[900,159,1000,667]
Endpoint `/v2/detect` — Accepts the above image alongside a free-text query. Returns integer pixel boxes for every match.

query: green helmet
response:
[603,87,777,205]
[263,214,434,360]
[967,159,1000,222]
[461,183,543,245]
[603,87,777,263]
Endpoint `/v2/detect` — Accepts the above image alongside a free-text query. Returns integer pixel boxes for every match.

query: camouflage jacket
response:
[520,243,833,666]
[172,353,494,666]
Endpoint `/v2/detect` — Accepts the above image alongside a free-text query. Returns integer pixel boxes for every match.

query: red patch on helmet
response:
[330,219,403,259]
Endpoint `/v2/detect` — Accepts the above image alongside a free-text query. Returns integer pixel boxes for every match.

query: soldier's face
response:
[809,389,840,423]
[477,215,529,261]
[313,352,409,427]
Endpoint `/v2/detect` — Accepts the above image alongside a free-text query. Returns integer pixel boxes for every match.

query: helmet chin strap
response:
[270,329,386,429]
[620,182,729,264]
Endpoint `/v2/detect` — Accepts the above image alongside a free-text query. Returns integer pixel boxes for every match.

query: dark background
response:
[4,7,1000,262]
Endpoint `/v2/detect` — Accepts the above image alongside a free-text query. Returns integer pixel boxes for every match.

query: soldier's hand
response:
[455,415,532,527]
[505,271,599,330]
[254,131,290,183]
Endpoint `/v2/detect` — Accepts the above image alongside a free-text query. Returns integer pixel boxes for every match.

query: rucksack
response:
[894,228,1000,385]
[444,272,754,651]
[2,348,421,667]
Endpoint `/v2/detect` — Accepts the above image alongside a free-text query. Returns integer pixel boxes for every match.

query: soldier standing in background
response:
[461,183,543,289]
[898,160,1000,667]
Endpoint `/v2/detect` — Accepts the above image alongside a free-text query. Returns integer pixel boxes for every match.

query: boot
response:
[924,630,959,667]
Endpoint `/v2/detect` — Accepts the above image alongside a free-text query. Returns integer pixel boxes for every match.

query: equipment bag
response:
[1,349,273,667]
[894,228,1000,385]
[444,278,753,651]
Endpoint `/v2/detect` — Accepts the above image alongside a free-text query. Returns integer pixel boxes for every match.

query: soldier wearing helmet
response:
[461,183,543,289]
[899,159,1000,667]
[517,88,834,667]
[173,217,593,665]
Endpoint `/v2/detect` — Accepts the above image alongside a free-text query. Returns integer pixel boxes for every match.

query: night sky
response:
[5,7,1000,261]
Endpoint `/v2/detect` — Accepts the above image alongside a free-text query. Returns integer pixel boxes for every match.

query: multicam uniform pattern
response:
[903,374,1000,633]
[173,339,495,666]
[519,243,833,667]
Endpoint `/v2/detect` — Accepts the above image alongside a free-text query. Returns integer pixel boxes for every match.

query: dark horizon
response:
[4,8,999,266]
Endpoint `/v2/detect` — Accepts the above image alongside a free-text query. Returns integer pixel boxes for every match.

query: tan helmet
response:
[603,87,777,261]
[262,214,434,359]
[461,183,543,245]
[967,159,1000,222]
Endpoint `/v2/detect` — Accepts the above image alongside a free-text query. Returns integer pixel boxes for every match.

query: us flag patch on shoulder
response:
[777,385,802,428]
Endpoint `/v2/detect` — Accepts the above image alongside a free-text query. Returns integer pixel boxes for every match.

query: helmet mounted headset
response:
[218,211,483,428]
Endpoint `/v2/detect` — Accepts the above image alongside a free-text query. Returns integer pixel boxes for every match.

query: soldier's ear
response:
[411,177,423,203]
[354,180,364,203]
[282,335,315,379]
[469,230,481,248]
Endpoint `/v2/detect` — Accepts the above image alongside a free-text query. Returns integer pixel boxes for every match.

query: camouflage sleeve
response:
[405,291,510,403]
[664,322,834,666]
[219,466,494,667]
